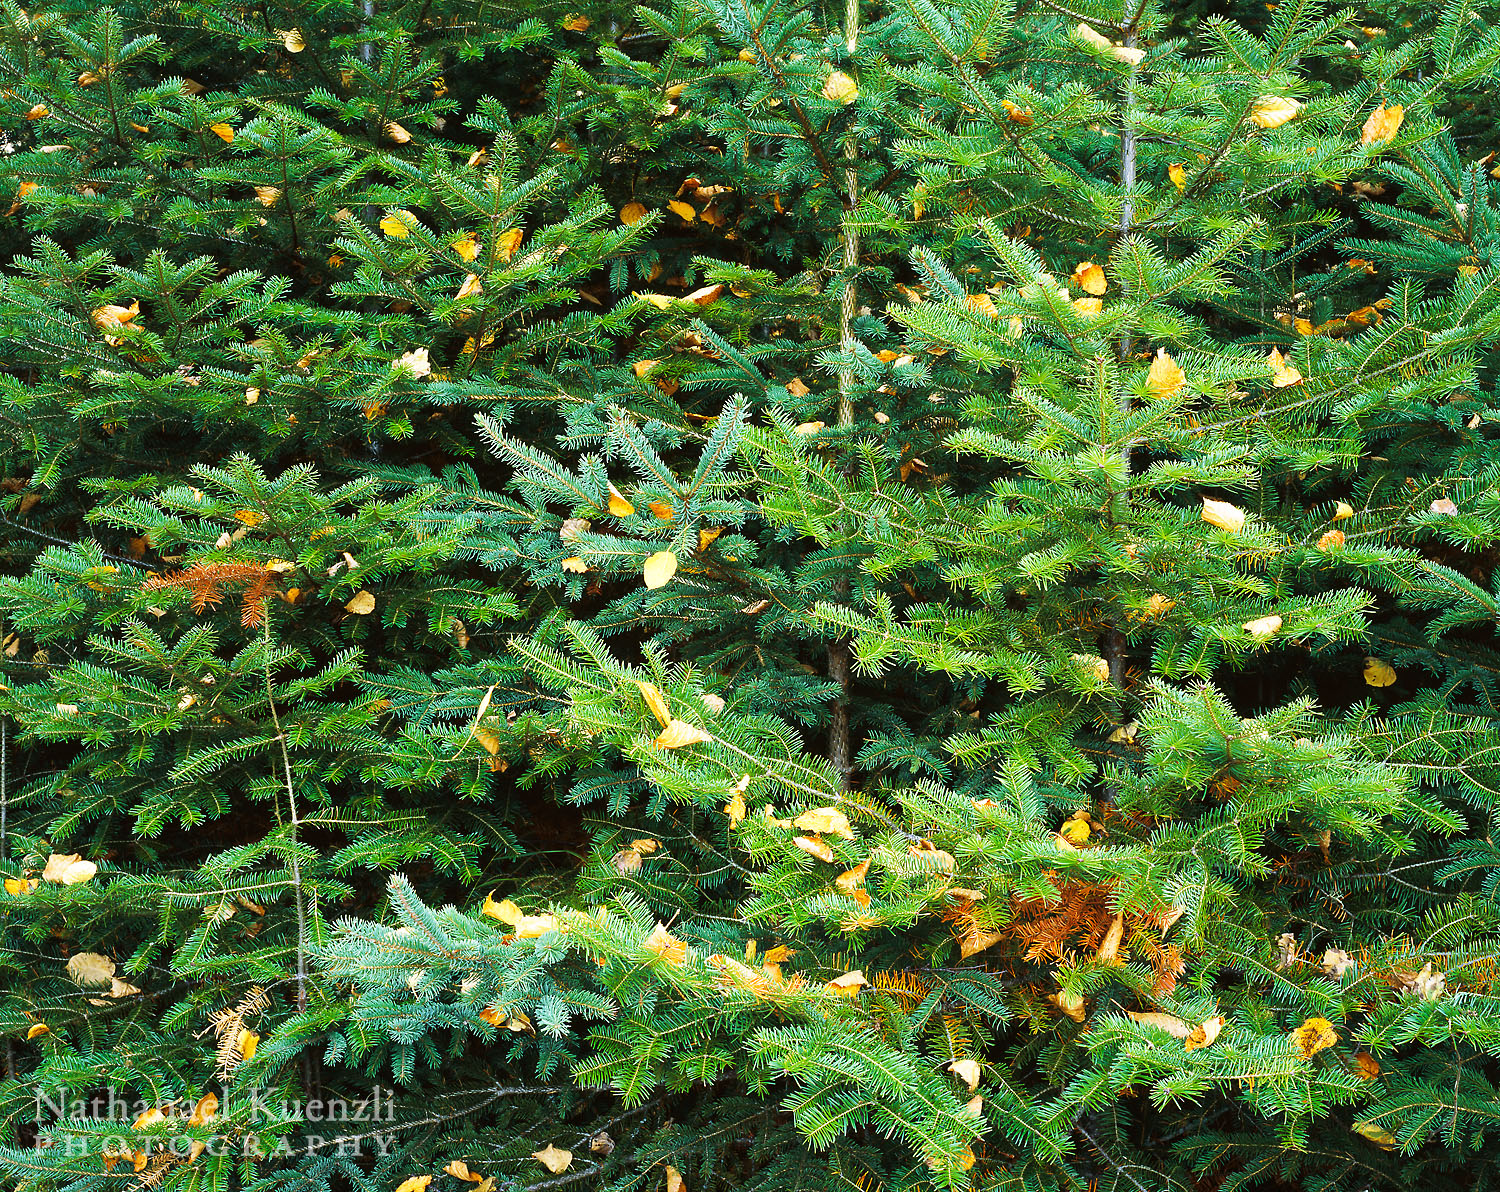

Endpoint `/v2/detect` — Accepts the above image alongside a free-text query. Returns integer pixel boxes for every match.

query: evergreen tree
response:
[3,1,1500,1191]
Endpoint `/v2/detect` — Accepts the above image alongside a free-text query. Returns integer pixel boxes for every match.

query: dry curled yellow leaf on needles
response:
[1291,1016,1338,1058]
[1361,102,1403,145]
[43,853,97,885]
[654,719,711,749]
[1363,657,1397,687]
[643,550,678,589]
[1250,96,1302,129]
[1070,261,1107,296]
[1146,348,1185,399]
[1201,497,1247,533]
[792,807,853,839]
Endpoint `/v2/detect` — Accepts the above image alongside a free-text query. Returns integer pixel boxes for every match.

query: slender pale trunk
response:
[827,0,860,785]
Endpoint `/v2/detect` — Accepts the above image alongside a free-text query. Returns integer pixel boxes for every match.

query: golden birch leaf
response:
[514,913,561,939]
[634,680,671,727]
[26,1023,49,1039]
[481,895,522,924]
[4,877,37,895]
[697,526,723,552]
[1070,261,1107,295]
[826,970,867,997]
[532,1147,571,1175]
[1430,497,1459,515]
[561,557,588,574]
[1075,22,1112,50]
[835,859,869,893]
[1095,913,1124,963]
[1201,497,1247,533]
[1352,1121,1397,1150]
[648,500,675,520]
[1363,657,1397,687]
[379,214,411,238]
[1243,614,1283,638]
[1168,162,1187,190]
[279,27,305,50]
[133,1107,168,1129]
[958,928,1002,959]
[345,590,376,615]
[607,483,635,517]
[255,185,282,207]
[664,1165,685,1192]
[792,807,853,839]
[667,199,696,221]
[384,121,411,144]
[1354,1052,1381,1080]
[1058,815,1091,844]
[643,923,687,966]
[793,835,834,863]
[1073,297,1103,318]
[724,790,747,827]
[1050,990,1086,1021]
[1317,529,1345,550]
[1126,1011,1191,1039]
[236,1029,259,1060]
[496,228,523,262]
[643,550,678,589]
[1267,347,1302,386]
[1249,96,1302,129]
[455,273,483,301]
[1184,1015,1224,1052]
[209,123,235,142]
[188,1094,218,1125]
[43,853,97,884]
[619,202,648,225]
[1360,103,1403,145]
[66,952,115,985]
[822,70,858,104]
[395,1177,434,1192]
[948,1059,981,1092]
[1146,348,1185,399]
[1333,501,1355,520]
[654,719,711,749]
[451,234,479,262]
[443,1162,480,1183]
[1290,1016,1338,1058]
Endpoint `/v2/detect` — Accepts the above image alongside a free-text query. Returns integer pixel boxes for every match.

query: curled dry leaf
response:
[1201,498,1247,533]
[793,835,834,863]
[1267,348,1302,386]
[1050,990,1087,1022]
[793,807,853,839]
[1352,1121,1398,1150]
[590,1133,616,1156]
[26,1023,49,1039]
[42,853,97,885]
[664,1165,685,1192]
[826,970,867,997]
[4,877,37,895]
[279,27,305,50]
[1095,913,1124,963]
[188,1093,218,1125]
[345,590,376,615]
[1126,1010,1191,1039]
[1363,657,1396,687]
[236,1028,259,1060]
[1243,614,1283,638]
[1168,163,1187,191]
[1429,497,1459,515]
[643,550,678,589]
[1333,500,1355,520]
[634,680,671,727]
[481,894,522,924]
[606,482,635,517]
[822,70,858,104]
[396,1177,434,1192]
[66,952,116,985]
[1184,1015,1224,1051]
[1317,529,1345,550]
[209,123,235,142]
[1322,947,1354,978]
[1075,22,1112,50]
[655,719,712,749]
[619,202,648,225]
[1360,102,1403,145]
[835,859,869,893]
[948,1058,981,1092]
[1071,261,1107,295]
[514,913,561,939]
[643,923,688,966]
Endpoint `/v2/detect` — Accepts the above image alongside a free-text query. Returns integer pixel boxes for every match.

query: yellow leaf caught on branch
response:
[236,1029,259,1060]
[1126,1010,1191,1039]
[792,807,853,839]
[345,590,376,615]
[1071,261,1107,295]
[948,1059,981,1091]
[1352,1121,1398,1150]
[1184,1015,1224,1051]
[643,550,678,589]
[279,27,305,51]
[395,1177,434,1192]
[822,70,858,105]
[532,1146,572,1174]
[1250,96,1302,129]
[619,202,648,225]
[793,835,834,862]
[1290,1016,1338,1059]
[1363,657,1397,687]
[635,680,671,727]
[1146,348,1185,398]
[1360,102,1403,145]
[607,482,635,517]
[1243,614,1283,638]
[642,923,688,966]
[380,213,412,238]
[26,1023,49,1039]
[655,719,712,749]
[1168,162,1187,191]
[826,970,867,997]
[1267,347,1302,386]
[42,853,97,885]
[209,123,235,143]
[496,228,523,261]
[1201,497,1247,533]
[482,894,522,924]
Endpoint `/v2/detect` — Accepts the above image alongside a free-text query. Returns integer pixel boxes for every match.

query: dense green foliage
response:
[3,0,1500,1190]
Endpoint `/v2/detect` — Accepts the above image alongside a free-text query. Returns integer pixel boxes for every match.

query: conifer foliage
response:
[2,0,1500,1190]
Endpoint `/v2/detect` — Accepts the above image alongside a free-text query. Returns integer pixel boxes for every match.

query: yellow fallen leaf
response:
[1168,162,1187,191]
[43,853,97,885]
[1059,814,1091,844]
[1360,102,1403,146]
[496,228,523,261]
[451,234,479,262]
[793,807,853,839]
[1201,497,1247,533]
[1250,96,1302,129]
[255,185,282,207]
[561,557,588,574]
[607,482,635,517]
[345,590,376,615]
[958,927,1002,958]
[1073,297,1103,318]
[1184,1015,1224,1051]
[455,273,483,301]
[1095,913,1124,962]
[1267,347,1302,386]
[827,970,867,997]
[385,121,412,144]
[724,790,747,827]
[26,1023,49,1039]
[1354,1052,1381,1080]
[1317,529,1345,550]
[25,103,48,120]
[1075,22,1112,51]
[561,12,590,30]
[188,1093,218,1125]
[668,199,696,222]
[514,913,561,938]
[835,859,869,893]
[643,550,678,589]
[1146,348,1185,399]
[1290,1016,1338,1059]
[133,1107,168,1129]
[643,923,687,966]
[1071,261,1107,296]
[654,719,711,749]
[444,1162,482,1183]
[1430,497,1459,515]
[664,1165,685,1192]
[697,526,723,552]
[1050,990,1086,1021]
[482,895,522,924]
[948,1059,981,1091]
[380,214,411,238]
[619,202,648,225]
[1126,1010,1191,1039]
[4,877,37,895]
[395,1177,434,1192]
[279,27,305,51]
[532,1146,571,1174]
[823,70,858,104]
[1352,1121,1397,1150]
[1333,501,1354,520]
[1243,614,1283,638]
[635,680,671,727]
[236,1029,259,1060]
[209,123,235,143]
[1363,657,1396,687]
[793,835,834,862]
